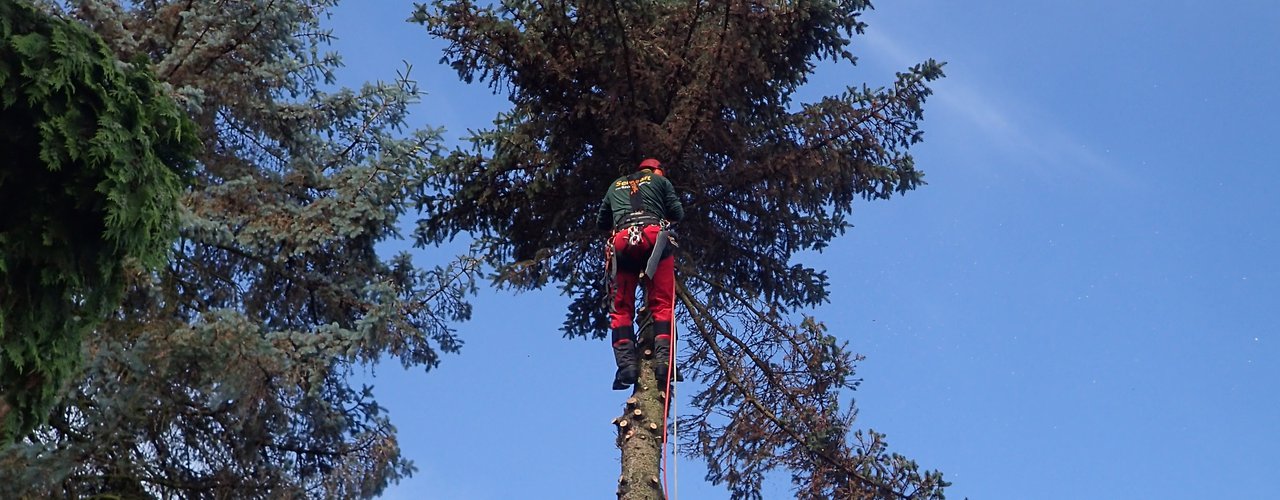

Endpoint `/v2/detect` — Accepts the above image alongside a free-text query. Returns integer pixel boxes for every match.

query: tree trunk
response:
[613,315,669,500]
[0,391,11,443]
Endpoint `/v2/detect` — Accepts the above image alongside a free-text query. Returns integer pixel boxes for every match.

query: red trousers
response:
[610,225,675,329]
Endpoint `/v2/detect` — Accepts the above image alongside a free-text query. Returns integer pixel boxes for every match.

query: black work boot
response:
[611,326,638,390]
[652,321,673,385]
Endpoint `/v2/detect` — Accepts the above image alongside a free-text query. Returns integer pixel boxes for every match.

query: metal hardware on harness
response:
[626,225,643,246]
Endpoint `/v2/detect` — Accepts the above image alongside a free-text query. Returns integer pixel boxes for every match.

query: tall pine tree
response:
[412,1,948,498]
[0,1,476,497]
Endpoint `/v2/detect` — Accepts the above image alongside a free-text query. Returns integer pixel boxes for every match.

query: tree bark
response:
[614,316,669,500]
[0,391,11,443]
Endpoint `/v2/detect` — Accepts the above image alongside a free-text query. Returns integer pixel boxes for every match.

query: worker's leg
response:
[610,230,643,389]
[648,254,676,384]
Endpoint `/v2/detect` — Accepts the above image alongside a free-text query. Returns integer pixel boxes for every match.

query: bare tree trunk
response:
[613,314,669,500]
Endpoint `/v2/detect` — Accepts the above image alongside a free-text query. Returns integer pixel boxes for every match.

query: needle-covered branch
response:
[2,1,478,497]
[0,0,198,443]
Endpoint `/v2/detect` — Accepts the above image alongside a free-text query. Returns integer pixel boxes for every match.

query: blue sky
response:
[328,1,1280,498]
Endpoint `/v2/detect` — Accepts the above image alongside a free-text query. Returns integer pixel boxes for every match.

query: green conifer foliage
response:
[0,0,198,443]
[412,1,947,498]
[0,1,476,497]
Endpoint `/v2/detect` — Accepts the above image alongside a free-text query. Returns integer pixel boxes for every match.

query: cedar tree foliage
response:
[0,1,477,498]
[412,1,947,498]
[0,0,198,443]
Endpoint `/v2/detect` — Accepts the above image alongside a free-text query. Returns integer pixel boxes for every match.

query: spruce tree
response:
[0,1,476,497]
[412,1,948,498]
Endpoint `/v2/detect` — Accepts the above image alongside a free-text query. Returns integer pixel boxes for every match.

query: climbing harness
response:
[609,217,675,281]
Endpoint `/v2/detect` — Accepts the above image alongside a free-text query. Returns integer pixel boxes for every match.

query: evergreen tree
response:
[412,1,948,498]
[0,1,476,497]
[0,0,198,443]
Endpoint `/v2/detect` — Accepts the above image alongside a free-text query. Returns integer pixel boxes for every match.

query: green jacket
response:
[596,169,684,229]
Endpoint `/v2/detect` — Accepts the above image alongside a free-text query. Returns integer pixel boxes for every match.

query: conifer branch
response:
[677,284,909,499]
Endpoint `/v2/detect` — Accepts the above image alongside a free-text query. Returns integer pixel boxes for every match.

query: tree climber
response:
[597,158,684,390]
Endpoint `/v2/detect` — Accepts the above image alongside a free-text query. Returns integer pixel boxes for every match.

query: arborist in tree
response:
[598,158,684,390]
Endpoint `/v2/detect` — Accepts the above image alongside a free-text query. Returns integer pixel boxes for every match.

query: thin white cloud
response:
[859,29,1137,188]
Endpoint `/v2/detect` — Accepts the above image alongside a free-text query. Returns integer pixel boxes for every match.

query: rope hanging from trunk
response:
[661,275,678,500]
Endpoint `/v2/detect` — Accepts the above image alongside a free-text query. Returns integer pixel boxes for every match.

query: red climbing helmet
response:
[638,158,665,176]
